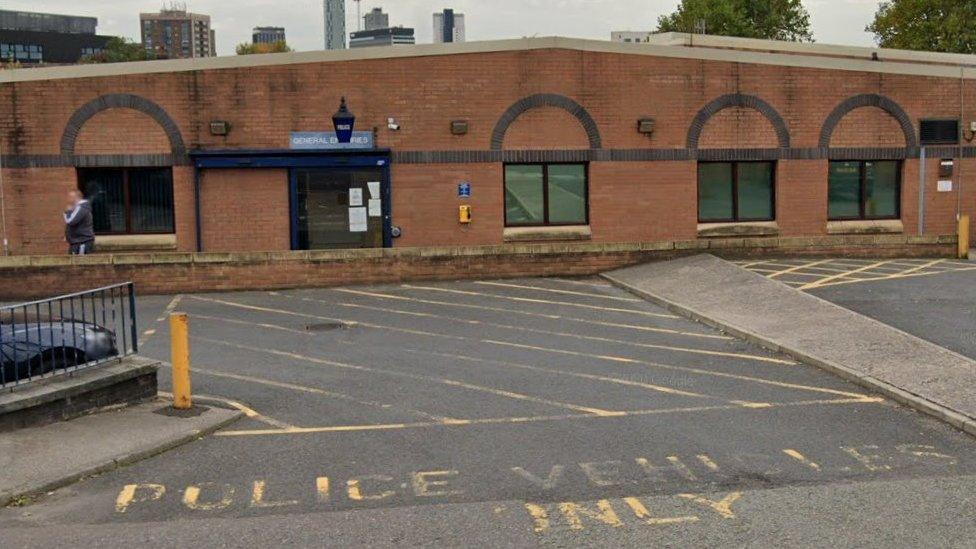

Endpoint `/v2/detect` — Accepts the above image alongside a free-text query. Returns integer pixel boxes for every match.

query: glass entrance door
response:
[293,167,388,250]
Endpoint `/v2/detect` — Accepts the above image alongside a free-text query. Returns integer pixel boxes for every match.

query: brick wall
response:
[74,109,171,155]
[199,169,290,251]
[0,237,956,300]
[1,47,975,255]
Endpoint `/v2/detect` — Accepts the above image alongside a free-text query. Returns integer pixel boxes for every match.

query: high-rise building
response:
[433,9,465,43]
[363,8,389,32]
[140,5,216,59]
[349,26,415,49]
[0,9,112,65]
[253,26,286,45]
[324,0,346,50]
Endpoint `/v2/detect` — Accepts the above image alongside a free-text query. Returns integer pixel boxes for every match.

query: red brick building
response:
[0,34,973,258]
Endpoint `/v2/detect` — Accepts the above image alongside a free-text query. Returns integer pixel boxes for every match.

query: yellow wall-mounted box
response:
[459,205,472,224]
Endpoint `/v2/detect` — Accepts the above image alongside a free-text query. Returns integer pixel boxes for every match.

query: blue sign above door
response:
[290,131,374,150]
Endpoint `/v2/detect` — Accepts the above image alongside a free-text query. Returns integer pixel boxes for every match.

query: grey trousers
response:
[69,240,95,255]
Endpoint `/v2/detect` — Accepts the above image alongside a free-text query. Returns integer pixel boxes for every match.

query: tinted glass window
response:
[828,162,861,219]
[547,164,586,224]
[698,163,734,222]
[79,168,175,234]
[504,165,545,225]
[737,163,774,220]
[828,161,900,220]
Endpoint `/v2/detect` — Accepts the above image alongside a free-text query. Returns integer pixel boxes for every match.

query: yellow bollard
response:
[170,312,192,410]
[959,215,971,260]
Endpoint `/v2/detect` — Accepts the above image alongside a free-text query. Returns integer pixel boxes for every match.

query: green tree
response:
[80,37,155,64]
[867,0,976,53]
[236,41,292,55]
[657,0,814,42]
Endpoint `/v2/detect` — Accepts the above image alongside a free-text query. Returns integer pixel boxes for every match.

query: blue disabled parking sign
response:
[458,182,471,198]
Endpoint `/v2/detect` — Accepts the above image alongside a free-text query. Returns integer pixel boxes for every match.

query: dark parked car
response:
[0,320,118,384]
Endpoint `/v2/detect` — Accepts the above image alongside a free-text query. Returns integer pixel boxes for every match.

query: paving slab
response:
[604,254,976,436]
[0,399,241,506]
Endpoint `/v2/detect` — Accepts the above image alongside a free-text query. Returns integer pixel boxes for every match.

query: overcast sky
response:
[8,1,884,56]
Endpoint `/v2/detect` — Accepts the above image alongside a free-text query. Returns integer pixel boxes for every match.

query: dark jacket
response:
[64,200,95,244]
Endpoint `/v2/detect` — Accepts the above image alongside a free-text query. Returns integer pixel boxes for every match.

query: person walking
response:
[64,189,95,255]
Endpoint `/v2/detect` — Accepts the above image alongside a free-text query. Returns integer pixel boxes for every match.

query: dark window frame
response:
[827,160,902,221]
[696,161,776,223]
[77,167,176,235]
[503,162,590,227]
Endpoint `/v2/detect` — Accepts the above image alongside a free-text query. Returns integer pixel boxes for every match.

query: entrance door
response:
[292,167,390,250]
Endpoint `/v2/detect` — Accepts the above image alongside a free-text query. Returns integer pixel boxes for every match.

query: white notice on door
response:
[349,207,368,232]
[368,199,382,217]
[367,181,380,199]
[349,188,364,206]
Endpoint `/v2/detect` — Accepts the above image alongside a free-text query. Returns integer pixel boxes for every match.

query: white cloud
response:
[4,0,881,56]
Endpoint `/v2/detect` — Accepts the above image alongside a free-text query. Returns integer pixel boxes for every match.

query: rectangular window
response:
[697,162,775,222]
[504,164,588,227]
[78,168,175,234]
[828,160,901,220]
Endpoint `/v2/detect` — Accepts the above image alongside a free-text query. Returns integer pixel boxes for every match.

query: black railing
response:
[0,283,137,389]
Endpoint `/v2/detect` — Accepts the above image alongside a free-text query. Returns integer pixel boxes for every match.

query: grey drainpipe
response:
[194,165,203,252]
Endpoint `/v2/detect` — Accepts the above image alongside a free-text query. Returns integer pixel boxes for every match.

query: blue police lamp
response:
[332,97,355,143]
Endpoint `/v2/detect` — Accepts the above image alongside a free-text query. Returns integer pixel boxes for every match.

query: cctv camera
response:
[388,122,400,131]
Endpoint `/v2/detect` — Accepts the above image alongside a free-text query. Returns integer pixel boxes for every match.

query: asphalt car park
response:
[4,274,976,546]
[739,257,976,359]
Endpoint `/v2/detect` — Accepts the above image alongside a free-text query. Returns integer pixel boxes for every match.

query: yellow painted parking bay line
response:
[158,390,295,429]
[235,292,772,367]
[192,313,317,335]
[482,339,875,400]
[474,281,642,302]
[290,297,746,359]
[215,397,880,437]
[401,284,678,319]
[800,260,894,290]
[189,296,814,395]
[191,366,453,422]
[331,288,726,339]
[193,335,623,417]
[406,348,768,407]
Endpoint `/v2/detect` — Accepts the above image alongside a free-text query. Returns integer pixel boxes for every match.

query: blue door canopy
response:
[190,148,390,169]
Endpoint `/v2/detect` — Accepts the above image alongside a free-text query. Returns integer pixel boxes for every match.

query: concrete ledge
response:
[96,234,177,252]
[604,254,976,438]
[503,225,593,242]
[0,357,159,432]
[827,219,904,235]
[698,221,780,238]
[0,399,241,507]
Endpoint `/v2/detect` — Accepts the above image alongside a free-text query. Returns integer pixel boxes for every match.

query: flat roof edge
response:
[1,36,974,85]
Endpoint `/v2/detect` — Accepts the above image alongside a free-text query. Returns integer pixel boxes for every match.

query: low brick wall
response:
[0,234,957,299]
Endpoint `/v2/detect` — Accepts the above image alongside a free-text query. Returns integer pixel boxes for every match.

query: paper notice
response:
[349,207,368,232]
[368,199,382,217]
[367,181,380,199]
[349,188,364,206]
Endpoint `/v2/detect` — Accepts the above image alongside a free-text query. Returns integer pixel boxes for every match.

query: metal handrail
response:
[0,282,137,389]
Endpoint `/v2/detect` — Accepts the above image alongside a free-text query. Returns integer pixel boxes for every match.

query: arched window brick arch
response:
[686,93,791,150]
[490,93,602,150]
[60,93,186,157]
[818,93,917,150]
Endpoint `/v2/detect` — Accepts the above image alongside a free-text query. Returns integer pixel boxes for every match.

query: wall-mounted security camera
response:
[387,117,401,131]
